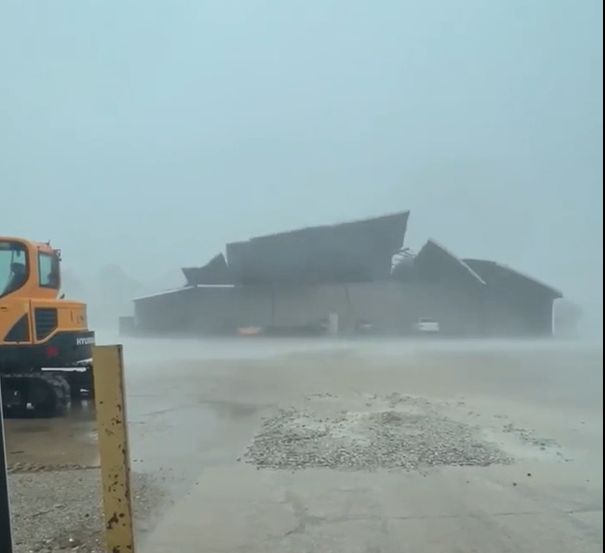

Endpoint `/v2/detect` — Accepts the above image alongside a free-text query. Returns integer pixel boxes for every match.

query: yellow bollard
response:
[92,345,135,553]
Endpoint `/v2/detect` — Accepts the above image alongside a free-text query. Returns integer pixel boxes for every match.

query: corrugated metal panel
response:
[415,240,486,286]
[463,259,562,298]
[182,253,232,286]
[227,212,409,284]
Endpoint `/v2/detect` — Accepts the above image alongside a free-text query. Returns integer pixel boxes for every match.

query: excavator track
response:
[0,372,71,417]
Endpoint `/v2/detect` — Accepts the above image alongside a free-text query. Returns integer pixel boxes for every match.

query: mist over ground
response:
[1,1,602,335]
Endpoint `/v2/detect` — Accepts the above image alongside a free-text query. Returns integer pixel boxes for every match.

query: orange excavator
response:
[0,237,95,415]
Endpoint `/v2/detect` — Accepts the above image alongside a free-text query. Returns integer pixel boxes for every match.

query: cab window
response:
[39,252,60,289]
[0,241,28,297]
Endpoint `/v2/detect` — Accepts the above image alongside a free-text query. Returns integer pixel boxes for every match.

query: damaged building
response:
[133,212,562,337]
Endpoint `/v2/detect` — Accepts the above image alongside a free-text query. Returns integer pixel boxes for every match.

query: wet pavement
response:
[4,338,603,552]
[5,402,98,471]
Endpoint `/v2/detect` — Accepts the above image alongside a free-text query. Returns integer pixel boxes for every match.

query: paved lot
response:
[6,338,603,552]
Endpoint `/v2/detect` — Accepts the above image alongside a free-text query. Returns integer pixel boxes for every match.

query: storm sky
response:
[1,1,602,326]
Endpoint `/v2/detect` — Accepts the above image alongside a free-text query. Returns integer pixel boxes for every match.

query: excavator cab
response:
[0,237,95,415]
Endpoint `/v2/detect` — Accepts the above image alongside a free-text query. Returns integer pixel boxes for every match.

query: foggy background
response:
[1,0,602,333]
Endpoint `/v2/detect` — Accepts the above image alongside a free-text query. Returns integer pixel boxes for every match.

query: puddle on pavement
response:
[4,399,99,468]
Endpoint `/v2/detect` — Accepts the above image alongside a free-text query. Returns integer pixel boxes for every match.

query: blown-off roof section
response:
[414,239,487,286]
[226,211,410,284]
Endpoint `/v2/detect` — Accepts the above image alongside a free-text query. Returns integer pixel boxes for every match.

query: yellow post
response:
[92,345,135,553]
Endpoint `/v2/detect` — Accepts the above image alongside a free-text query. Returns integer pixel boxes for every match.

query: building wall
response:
[271,284,350,329]
[135,281,492,337]
[463,258,560,337]
[345,281,484,335]
[134,287,199,334]
[479,288,555,337]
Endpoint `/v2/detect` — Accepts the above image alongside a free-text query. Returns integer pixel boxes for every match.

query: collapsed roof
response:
[414,240,487,286]
[182,254,232,286]
[181,213,561,299]
[184,212,410,286]
[463,259,563,299]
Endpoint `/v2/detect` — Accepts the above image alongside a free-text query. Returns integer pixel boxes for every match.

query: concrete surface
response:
[124,338,602,553]
[5,338,603,552]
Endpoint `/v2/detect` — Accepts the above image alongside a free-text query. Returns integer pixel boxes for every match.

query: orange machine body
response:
[0,237,93,371]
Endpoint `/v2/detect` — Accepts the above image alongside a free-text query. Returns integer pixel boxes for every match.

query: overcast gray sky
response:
[1,1,602,326]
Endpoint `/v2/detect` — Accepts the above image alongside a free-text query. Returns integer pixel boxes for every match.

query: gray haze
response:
[1,1,602,330]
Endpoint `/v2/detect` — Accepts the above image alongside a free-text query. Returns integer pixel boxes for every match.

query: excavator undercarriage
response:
[0,331,95,416]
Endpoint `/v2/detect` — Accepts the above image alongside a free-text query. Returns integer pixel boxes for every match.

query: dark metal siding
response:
[226,212,409,284]
[134,280,486,337]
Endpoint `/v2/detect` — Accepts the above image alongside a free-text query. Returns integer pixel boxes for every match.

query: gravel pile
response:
[8,469,163,553]
[244,395,512,471]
